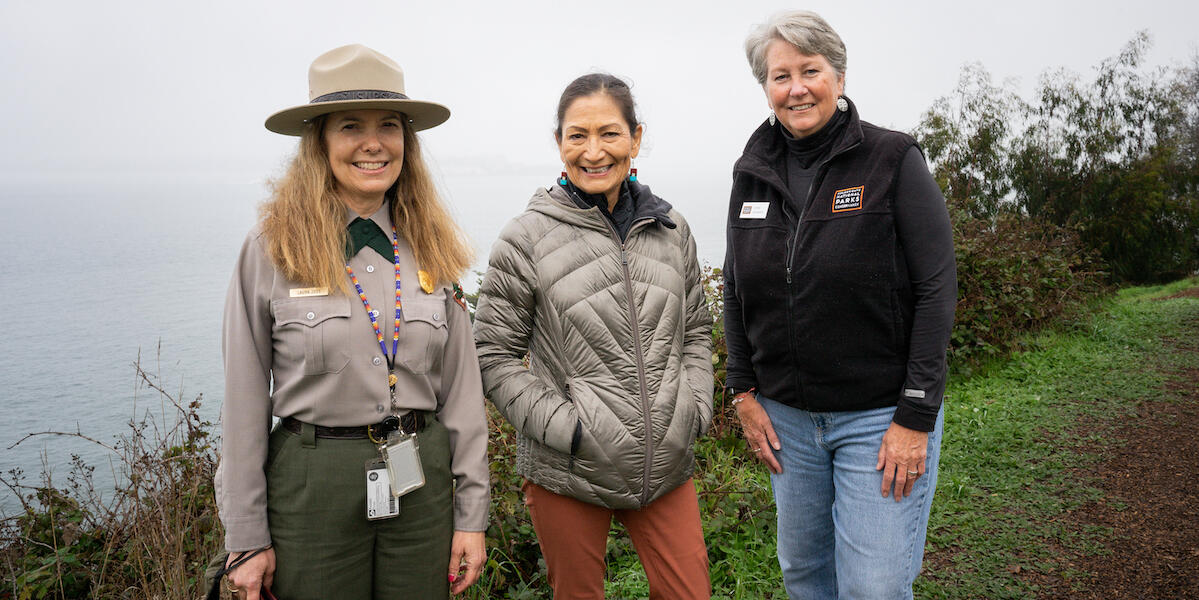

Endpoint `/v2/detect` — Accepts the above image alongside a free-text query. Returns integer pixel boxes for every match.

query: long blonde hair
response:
[260,114,473,294]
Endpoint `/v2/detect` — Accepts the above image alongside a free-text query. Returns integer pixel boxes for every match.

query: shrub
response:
[1,358,223,600]
[948,207,1109,369]
[916,33,1199,284]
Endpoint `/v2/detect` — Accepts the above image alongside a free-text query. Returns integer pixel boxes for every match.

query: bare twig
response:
[6,431,118,454]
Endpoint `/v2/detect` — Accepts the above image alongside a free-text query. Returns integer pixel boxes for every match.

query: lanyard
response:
[345,224,403,409]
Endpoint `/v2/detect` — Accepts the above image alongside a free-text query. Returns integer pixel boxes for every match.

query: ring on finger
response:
[752,447,761,453]
[906,470,919,476]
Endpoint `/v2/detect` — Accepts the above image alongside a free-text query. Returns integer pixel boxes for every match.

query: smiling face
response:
[764,40,846,139]
[557,93,643,208]
[323,109,405,215]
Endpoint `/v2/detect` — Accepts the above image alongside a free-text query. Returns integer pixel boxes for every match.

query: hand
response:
[224,547,275,600]
[735,393,782,474]
[448,530,486,594]
[876,422,929,501]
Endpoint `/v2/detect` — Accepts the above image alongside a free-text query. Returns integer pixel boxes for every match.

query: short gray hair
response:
[745,11,847,86]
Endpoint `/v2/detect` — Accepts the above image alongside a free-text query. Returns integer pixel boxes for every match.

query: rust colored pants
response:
[523,478,711,600]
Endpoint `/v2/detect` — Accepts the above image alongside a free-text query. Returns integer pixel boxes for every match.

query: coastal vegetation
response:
[3,34,1197,599]
[915,33,1199,285]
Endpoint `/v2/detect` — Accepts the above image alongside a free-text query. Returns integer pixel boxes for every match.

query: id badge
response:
[384,432,425,497]
[365,458,400,520]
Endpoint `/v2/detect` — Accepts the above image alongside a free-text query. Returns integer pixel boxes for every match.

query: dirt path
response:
[1031,289,1199,599]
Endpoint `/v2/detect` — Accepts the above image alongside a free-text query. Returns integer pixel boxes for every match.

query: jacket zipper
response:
[562,183,658,507]
[605,218,655,507]
[784,175,817,285]
[771,140,861,407]
[783,140,860,282]
[565,383,575,472]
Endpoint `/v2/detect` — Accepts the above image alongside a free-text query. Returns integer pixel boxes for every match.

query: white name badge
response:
[740,202,770,219]
[289,287,330,298]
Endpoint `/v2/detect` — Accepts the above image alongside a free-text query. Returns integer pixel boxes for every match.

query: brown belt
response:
[281,412,428,440]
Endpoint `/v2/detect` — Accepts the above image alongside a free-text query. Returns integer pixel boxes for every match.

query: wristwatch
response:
[727,386,757,406]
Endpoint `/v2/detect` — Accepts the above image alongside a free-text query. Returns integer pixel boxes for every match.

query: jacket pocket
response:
[564,380,619,468]
[676,376,702,442]
[396,297,449,375]
[272,296,352,375]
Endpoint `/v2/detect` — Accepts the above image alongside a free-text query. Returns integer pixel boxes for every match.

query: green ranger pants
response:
[265,417,453,599]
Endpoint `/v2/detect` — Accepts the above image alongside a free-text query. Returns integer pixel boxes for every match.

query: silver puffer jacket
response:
[474,183,713,509]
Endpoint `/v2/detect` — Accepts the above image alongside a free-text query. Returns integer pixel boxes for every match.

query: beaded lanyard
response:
[345,225,403,412]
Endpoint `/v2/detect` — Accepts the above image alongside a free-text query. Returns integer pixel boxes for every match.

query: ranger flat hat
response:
[265,44,450,135]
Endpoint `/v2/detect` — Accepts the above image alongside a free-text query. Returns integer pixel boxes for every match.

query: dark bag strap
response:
[205,547,269,600]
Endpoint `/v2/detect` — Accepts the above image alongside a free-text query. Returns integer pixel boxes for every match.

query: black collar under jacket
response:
[733,96,865,197]
[552,179,676,239]
[782,105,851,169]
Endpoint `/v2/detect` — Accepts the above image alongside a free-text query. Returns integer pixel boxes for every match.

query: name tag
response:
[740,202,770,219]
[289,287,330,298]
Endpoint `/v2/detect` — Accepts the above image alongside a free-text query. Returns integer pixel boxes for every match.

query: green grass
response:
[917,277,1199,598]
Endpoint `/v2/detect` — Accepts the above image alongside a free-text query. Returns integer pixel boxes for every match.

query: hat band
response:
[310,89,410,103]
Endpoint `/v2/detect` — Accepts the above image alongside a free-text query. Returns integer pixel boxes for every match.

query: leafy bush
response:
[916,33,1199,283]
[948,207,1109,369]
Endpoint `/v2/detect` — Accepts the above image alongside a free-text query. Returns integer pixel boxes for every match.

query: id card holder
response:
[365,458,400,520]
[384,432,425,497]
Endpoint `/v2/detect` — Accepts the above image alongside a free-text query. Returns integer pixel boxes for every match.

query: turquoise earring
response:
[558,170,568,185]
[628,162,638,183]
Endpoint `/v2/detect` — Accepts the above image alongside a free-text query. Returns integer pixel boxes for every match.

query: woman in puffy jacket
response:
[473,73,714,600]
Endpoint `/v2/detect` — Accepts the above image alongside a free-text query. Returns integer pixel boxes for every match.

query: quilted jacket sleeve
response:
[676,213,715,435]
[473,217,578,454]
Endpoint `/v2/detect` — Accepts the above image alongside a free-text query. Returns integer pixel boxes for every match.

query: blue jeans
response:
[760,397,944,600]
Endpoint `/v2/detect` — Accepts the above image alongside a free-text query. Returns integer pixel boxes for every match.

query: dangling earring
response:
[836,96,848,112]
[768,112,777,126]
[628,161,638,183]
[558,170,568,186]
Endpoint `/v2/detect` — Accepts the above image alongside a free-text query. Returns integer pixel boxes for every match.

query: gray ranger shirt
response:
[217,202,489,551]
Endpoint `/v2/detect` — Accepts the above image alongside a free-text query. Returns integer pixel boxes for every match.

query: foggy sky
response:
[1,0,1195,188]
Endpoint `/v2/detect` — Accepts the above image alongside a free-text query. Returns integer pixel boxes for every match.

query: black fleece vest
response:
[727,119,918,411]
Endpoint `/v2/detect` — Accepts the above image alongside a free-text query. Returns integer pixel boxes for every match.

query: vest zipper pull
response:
[786,267,792,284]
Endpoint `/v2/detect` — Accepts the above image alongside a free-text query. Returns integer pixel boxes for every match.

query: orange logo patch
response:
[832,186,864,212]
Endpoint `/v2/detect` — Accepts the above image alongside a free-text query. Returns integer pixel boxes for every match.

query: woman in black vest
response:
[723,11,956,599]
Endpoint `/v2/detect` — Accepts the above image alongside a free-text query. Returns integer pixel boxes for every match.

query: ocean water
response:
[0,178,259,513]
[0,171,727,514]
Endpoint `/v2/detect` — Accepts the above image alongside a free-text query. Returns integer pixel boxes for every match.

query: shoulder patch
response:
[451,282,467,311]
